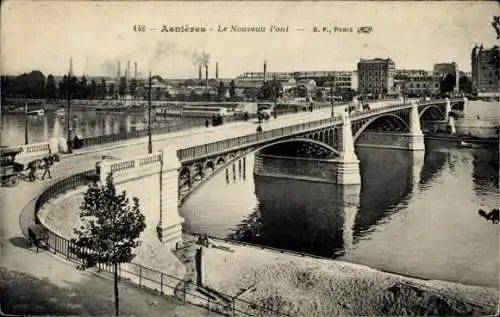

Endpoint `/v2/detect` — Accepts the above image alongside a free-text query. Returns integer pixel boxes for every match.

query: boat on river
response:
[27,109,45,117]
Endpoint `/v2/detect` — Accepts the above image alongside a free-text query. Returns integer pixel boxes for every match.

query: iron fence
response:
[23,170,290,317]
[177,99,458,162]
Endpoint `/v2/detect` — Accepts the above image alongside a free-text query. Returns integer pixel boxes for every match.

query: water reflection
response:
[472,147,499,193]
[353,148,415,241]
[1,111,205,146]
[229,176,361,258]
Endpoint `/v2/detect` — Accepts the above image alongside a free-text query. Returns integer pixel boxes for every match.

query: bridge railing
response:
[177,99,460,162]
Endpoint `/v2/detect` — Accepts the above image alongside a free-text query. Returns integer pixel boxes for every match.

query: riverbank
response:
[195,236,498,316]
[37,190,499,316]
[424,132,499,145]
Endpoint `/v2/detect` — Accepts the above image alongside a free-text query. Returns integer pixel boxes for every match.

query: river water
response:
[180,101,499,287]
[0,110,205,146]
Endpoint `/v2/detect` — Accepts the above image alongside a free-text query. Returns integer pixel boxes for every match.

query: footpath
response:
[0,108,339,316]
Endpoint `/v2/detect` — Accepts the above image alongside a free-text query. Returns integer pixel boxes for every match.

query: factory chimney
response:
[69,57,74,76]
[198,64,202,80]
[263,60,267,83]
[215,62,219,80]
[134,62,137,80]
[117,61,121,81]
[126,61,131,81]
[205,64,209,88]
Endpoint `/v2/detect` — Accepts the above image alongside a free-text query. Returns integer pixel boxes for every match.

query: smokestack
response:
[127,61,130,81]
[69,57,74,76]
[205,64,209,88]
[216,62,219,80]
[134,62,137,80]
[117,61,121,81]
[263,60,267,83]
[198,65,202,80]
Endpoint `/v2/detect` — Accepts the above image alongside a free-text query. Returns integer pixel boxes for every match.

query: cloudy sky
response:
[1,1,498,78]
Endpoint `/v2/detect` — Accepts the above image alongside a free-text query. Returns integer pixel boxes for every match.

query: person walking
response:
[256,124,263,133]
[205,119,209,128]
[41,156,52,180]
[28,162,37,182]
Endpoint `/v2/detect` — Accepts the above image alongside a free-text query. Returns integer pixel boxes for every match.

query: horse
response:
[478,208,499,223]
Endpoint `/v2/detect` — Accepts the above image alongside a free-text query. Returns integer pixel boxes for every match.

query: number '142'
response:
[133,25,146,32]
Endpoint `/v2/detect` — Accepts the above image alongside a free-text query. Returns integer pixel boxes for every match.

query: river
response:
[0,109,205,146]
[179,101,499,287]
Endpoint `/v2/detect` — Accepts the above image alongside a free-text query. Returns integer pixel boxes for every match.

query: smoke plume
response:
[153,41,210,66]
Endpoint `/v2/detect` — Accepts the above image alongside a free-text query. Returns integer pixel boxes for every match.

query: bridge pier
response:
[445,97,452,121]
[462,96,468,114]
[336,114,361,185]
[407,101,425,151]
[96,146,184,250]
[159,146,185,247]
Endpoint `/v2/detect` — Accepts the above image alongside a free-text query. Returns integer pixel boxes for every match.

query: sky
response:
[1,1,498,78]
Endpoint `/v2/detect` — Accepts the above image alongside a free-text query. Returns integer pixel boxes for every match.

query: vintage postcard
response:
[1,1,499,316]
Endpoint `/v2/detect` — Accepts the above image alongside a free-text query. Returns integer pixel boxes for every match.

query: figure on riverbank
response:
[478,208,499,223]
[205,119,209,128]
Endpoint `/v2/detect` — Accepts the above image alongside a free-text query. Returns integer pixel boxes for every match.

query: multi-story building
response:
[357,58,395,97]
[395,69,431,79]
[433,63,458,77]
[236,70,356,91]
[394,72,440,97]
[393,69,440,97]
[471,44,500,96]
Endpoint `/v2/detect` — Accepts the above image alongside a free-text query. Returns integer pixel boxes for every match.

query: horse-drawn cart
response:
[0,146,60,187]
[0,147,25,186]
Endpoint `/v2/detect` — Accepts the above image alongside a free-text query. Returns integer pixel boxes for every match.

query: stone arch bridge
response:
[95,97,465,246]
[175,97,465,194]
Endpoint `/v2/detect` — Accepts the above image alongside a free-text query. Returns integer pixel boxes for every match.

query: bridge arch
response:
[255,137,340,158]
[353,113,411,141]
[215,157,226,166]
[419,104,446,120]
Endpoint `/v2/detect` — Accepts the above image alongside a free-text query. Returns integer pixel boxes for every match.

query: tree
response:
[79,76,88,99]
[100,78,107,99]
[118,77,127,97]
[129,79,138,99]
[70,173,146,316]
[89,80,97,100]
[459,76,473,94]
[217,81,226,99]
[440,74,456,95]
[45,74,57,99]
[315,89,324,101]
[109,83,115,99]
[229,80,236,100]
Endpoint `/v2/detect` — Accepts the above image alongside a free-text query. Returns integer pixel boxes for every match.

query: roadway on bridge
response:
[0,103,349,294]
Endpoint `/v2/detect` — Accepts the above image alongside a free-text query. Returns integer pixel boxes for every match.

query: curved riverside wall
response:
[19,170,289,317]
[253,154,340,183]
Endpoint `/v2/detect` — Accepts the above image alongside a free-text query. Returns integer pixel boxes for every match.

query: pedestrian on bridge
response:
[256,124,263,133]
[41,156,52,180]
[28,162,37,182]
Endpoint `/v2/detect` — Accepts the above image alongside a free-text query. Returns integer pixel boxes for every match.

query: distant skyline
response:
[1,1,498,78]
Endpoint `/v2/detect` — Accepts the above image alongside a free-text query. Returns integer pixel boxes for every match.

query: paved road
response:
[1,105,352,315]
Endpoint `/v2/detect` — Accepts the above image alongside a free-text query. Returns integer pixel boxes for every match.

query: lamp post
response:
[329,75,334,117]
[24,102,29,145]
[64,76,73,154]
[147,70,153,154]
[403,81,407,105]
